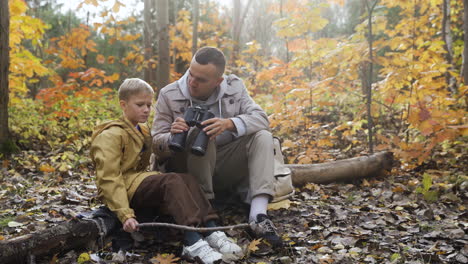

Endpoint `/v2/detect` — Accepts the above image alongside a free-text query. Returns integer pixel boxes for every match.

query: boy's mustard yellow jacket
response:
[90,116,154,224]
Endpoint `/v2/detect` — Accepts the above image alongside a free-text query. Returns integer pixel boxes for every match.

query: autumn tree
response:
[144,0,157,87]
[463,0,468,84]
[157,0,170,89]
[363,0,379,153]
[0,0,11,153]
[231,0,253,70]
[192,0,199,55]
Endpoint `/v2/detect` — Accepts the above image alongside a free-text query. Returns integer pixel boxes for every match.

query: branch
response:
[137,222,250,232]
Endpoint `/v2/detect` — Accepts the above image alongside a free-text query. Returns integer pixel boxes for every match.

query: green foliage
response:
[9,92,120,153]
[415,173,439,202]
[0,139,20,156]
[390,253,401,262]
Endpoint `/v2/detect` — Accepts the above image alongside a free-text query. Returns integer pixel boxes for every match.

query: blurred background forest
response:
[0,0,467,179]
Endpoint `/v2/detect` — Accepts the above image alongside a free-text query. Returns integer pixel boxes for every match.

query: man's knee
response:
[252,130,273,145]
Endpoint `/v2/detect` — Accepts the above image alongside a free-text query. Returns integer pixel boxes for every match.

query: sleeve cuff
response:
[231,117,246,137]
[118,211,136,224]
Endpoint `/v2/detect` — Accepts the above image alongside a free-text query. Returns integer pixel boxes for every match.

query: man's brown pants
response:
[130,173,218,227]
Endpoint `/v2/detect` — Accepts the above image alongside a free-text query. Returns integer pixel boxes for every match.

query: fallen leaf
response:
[248,239,262,253]
[7,221,24,227]
[150,253,180,264]
[268,199,291,210]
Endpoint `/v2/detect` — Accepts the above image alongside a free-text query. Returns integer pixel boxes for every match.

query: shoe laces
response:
[257,217,278,236]
[198,242,216,257]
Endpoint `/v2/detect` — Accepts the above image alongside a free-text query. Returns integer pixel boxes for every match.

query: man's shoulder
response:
[159,82,180,95]
[225,74,243,85]
[224,74,246,95]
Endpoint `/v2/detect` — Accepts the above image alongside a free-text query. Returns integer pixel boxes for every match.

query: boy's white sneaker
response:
[182,239,222,264]
[205,231,243,256]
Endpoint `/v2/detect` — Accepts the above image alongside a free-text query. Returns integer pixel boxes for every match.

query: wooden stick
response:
[137,222,250,232]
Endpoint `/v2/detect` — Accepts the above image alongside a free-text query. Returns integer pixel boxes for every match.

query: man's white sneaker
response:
[205,231,243,256]
[182,239,222,264]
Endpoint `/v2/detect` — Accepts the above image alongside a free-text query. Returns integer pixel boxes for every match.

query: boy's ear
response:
[119,99,127,109]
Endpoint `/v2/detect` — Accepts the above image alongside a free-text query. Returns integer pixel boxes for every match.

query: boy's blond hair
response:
[118,78,154,101]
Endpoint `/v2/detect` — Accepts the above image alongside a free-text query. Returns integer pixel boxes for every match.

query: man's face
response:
[120,92,153,126]
[187,60,223,100]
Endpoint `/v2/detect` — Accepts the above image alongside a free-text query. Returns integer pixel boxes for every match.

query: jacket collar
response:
[120,116,149,144]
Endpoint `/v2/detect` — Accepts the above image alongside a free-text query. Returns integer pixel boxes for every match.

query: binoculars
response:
[169,106,215,156]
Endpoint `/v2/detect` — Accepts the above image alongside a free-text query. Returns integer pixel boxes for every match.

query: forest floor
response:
[1,149,467,264]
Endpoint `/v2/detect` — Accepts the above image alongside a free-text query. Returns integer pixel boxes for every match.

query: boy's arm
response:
[91,130,135,224]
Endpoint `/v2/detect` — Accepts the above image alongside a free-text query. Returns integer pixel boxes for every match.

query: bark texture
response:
[286,151,393,186]
[0,219,99,264]
[0,0,10,148]
[156,0,170,90]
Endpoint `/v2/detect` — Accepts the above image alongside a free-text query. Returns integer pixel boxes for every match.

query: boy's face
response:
[187,60,224,101]
[120,92,153,126]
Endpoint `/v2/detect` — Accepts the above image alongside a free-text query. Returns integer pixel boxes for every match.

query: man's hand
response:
[170,117,189,135]
[123,217,139,233]
[202,118,235,139]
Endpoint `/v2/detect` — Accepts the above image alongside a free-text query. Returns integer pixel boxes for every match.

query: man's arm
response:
[235,81,270,135]
[151,92,174,160]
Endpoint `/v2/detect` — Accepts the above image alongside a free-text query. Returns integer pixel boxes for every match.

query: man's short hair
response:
[118,78,154,101]
[194,47,226,76]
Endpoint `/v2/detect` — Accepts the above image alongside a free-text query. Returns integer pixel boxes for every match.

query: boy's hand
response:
[171,117,189,134]
[123,218,139,233]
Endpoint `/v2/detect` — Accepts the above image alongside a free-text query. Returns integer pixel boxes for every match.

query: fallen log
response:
[0,151,394,263]
[287,151,394,186]
[0,219,100,264]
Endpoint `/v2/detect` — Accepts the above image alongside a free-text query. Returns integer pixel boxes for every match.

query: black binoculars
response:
[169,106,215,156]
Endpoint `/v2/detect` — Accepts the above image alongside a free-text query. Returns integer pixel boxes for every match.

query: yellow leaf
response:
[150,253,180,264]
[112,1,125,13]
[39,164,55,173]
[248,239,262,253]
[77,252,90,263]
[268,199,291,210]
[96,54,105,64]
[85,0,98,6]
[419,120,433,136]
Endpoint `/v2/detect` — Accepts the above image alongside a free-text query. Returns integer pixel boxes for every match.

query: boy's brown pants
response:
[130,173,218,227]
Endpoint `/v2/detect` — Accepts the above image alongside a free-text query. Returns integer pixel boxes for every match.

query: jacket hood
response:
[91,117,150,144]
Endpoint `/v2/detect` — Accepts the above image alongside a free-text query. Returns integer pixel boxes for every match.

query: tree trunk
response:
[231,0,253,71]
[144,0,157,88]
[364,0,379,154]
[156,0,170,90]
[463,0,468,84]
[0,0,10,151]
[192,0,199,56]
[286,151,393,186]
[442,0,457,94]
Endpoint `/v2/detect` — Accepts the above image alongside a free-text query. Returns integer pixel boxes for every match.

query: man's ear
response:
[215,76,224,87]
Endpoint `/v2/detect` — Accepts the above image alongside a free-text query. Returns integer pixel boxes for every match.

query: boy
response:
[90,78,241,264]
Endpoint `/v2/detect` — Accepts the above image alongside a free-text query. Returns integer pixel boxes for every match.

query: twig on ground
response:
[137,222,250,232]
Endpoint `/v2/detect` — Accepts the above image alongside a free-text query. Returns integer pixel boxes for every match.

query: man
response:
[152,47,282,248]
